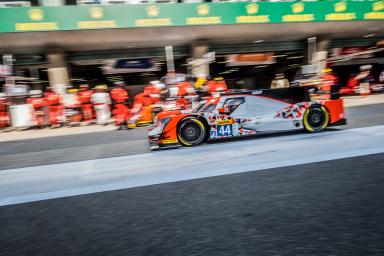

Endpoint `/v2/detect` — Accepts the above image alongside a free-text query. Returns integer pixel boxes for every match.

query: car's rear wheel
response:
[178,118,206,146]
[303,104,329,133]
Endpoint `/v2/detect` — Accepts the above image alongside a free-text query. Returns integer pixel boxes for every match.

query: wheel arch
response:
[303,103,330,132]
[177,114,210,142]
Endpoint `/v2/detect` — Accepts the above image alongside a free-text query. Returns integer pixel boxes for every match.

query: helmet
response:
[67,88,78,93]
[155,82,166,90]
[224,98,243,114]
[323,68,332,73]
[194,77,206,89]
[360,65,372,71]
[79,84,89,91]
[95,84,108,91]
[29,90,42,97]
[114,81,125,87]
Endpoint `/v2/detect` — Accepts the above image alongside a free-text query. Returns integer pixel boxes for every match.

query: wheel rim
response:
[181,122,201,142]
[308,108,326,128]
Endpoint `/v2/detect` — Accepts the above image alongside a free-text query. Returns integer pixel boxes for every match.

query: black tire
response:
[178,118,206,146]
[303,104,330,133]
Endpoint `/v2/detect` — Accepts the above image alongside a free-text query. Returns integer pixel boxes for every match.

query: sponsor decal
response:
[77,20,117,29]
[236,4,270,24]
[292,2,304,13]
[15,9,58,31]
[217,124,233,137]
[282,4,315,22]
[161,139,178,144]
[282,14,315,22]
[325,13,356,21]
[364,2,384,19]
[197,4,210,16]
[28,9,44,21]
[216,119,234,125]
[186,4,221,25]
[15,22,58,31]
[90,7,103,19]
[246,3,259,15]
[334,2,347,13]
[147,5,160,17]
[135,18,172,27]
[186,17,221,25]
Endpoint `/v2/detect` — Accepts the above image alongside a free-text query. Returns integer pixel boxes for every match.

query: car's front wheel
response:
[178,118,206,146]
[303,104,329,133]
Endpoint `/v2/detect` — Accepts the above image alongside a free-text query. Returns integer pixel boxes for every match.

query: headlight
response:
[149,117,171,136]
[159,117,171,128]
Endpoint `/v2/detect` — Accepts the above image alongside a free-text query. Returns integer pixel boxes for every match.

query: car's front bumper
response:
[148,135,180,150]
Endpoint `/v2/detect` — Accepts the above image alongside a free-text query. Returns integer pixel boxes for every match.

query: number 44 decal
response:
[217,124,233,137]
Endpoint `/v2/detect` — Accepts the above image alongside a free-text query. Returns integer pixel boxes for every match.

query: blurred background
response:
[1,2,384,256]
[0,0,383,132]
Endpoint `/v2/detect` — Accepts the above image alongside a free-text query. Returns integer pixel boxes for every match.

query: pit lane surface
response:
[1,102,384,255]
[0,103,383,170]
[1,153,384,256]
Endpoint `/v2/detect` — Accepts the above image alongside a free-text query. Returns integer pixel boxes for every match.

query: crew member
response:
[62,88,82,126]
[355,65,373,96]
[91,84,111,125]
[321,69,338,99]
[0,93,9,129]
[271,73,289,89]
[176,80,197,109]
[111,81,130,129]
[44,87,63,127]
[78,84,94,124]
[27,90,49,128]
[206,77,228,94]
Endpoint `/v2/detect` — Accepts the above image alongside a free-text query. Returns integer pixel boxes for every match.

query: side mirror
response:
[217,107,226,114]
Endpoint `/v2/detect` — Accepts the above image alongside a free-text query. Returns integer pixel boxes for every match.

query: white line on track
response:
[1,125,384,206]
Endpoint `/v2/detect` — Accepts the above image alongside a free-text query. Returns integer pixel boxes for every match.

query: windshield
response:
[195,103,216,113]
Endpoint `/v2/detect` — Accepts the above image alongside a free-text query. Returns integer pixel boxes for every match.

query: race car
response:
[148,87,346,150]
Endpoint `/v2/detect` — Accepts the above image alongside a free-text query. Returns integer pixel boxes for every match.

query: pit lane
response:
[1,153,383,256]
[1,100,384,256]
[0,101,383,170]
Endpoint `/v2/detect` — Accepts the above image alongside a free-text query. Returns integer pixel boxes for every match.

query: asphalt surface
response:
[1,153,384,256]
[0,103,383,170]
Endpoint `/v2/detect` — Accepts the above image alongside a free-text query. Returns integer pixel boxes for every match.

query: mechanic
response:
[78,84,94,124]
[111,81,131,130]
[355,65,373,96]
[62,88,83,126]
[44,87,64,128]
[271,73,290,89]
[175,80,197,109]
[27,89,49,128]
[207,77,228,94]
[91,84,112,125]
[0,93,9,129]
[321,69,338,99]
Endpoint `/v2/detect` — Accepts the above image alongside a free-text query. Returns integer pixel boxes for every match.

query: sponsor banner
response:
[331,47,374,59]
[0,1,383,33]
[102,58,160,74]
[226,53,275,66]
[0,65,11,76]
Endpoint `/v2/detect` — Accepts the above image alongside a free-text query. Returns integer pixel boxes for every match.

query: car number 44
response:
[217,124,233,136]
